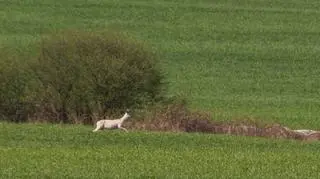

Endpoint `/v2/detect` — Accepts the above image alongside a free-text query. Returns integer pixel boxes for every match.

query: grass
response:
[1,122,320,178]
[2,0,320,128]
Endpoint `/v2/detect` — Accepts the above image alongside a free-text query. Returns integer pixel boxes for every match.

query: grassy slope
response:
[1,0,320,128]
[1,122,320,178]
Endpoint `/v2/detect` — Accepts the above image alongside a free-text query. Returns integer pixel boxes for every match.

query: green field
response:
[1,0,320,178]
[1,122,320,178]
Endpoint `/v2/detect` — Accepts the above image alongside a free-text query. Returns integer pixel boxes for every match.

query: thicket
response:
[0,30,165,124]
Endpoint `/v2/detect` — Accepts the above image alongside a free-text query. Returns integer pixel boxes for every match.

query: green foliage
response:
[0,48,31,121]
[33,30,163,122]
[0,30,164,123]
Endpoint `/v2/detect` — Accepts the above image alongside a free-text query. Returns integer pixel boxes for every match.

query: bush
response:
[0,48,32,122]
[1,30,165,123]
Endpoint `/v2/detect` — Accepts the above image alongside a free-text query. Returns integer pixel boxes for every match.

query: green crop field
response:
[1,122,320,178]
[1,0,320,178]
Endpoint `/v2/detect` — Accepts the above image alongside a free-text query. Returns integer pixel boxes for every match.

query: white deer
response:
[92,110,131,132]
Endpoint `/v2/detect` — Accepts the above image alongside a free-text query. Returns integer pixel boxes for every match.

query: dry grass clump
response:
[128,101,202,132]
[127,102,320,141]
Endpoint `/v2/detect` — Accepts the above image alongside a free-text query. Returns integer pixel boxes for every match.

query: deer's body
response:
[92,112,130,132]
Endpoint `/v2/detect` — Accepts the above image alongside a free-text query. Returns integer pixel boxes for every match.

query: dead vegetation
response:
[127,102,320,141]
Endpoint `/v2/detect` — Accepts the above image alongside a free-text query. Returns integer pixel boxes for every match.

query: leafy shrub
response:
[29,30,164,123]
[0,48,31,121]
[0,29,165,123]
